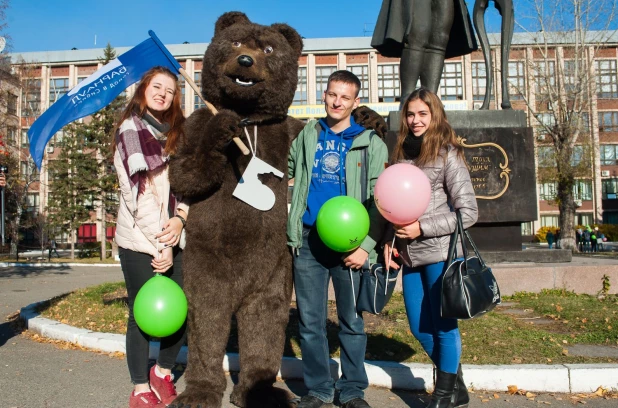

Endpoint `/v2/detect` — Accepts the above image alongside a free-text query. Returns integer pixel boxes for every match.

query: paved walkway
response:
[2,263,618,407]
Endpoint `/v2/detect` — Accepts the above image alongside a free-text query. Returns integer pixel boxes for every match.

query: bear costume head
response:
[201,12,303,121]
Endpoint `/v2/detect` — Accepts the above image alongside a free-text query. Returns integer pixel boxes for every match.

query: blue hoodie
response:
[302,116,366,227]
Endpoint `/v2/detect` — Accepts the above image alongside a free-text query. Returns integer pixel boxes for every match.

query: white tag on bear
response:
[233,156,283,211]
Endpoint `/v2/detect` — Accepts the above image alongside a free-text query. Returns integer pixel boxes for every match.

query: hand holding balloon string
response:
[152,247,173,273]
[343,247,369,269]
[384,236,400,271]
[155,216,184,248]
[394,220,421,240]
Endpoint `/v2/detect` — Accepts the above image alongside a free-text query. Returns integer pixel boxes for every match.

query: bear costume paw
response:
[352,106,388,139]
[167,389,222,408]
[230,384,298,408]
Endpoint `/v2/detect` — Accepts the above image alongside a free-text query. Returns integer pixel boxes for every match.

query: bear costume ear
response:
[214,11,250,37]
[271,23,303,59]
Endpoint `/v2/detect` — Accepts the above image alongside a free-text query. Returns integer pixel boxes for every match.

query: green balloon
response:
[133,274,187,338]
[316,196,370,252]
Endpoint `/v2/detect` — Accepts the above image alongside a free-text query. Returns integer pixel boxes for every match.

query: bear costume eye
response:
[232,41,241,47]
[264,46,273,54]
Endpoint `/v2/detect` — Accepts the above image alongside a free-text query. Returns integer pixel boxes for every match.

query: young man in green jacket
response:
[287,70,389,408]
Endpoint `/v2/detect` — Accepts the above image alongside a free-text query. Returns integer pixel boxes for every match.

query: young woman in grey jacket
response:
[384,88,478,408]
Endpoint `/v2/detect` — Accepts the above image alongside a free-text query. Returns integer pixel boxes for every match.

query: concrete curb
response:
[19,301,618,393]
[0,262,119,267]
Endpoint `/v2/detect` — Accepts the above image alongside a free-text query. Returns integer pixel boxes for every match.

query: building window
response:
[348,65,369,103]
[293,67,307,105]
[570,145,585,166]
[471,62,491,101]
[540,215,559,227]
[521,222,533,236]
[7,93,17,115]
[377,64,400,102]
[599,111,618,132]
[596,59,618,99]
[440,62,463,100]
[603,211,618,224]
[316,66,337,102]
[577,112,590,131]
[21,78,41,117]
[536,112,556,136]
[49,78,69,105]
[21,129,29,148]
[507,61,525,100]
[564,60,584,97]
[193,71,205,110]
[51,130,64,147]
[26,193,39,216]
[537,146,555,167]
[6,127,16,145]
[539,182,557,201]
[602,178,618,199]
[601,144,618,165]
[574,180,593,201]
[20,160,37,178]
[534,60,555,103]
[179,75,185,113]
[575,213,593,227]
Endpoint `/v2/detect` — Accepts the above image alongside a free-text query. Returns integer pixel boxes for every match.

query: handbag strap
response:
[446,211,462,265]
[455,209,488,269]
[456,211,469,260]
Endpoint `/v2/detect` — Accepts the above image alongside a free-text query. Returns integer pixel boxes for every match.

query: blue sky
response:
[7,0,508,53]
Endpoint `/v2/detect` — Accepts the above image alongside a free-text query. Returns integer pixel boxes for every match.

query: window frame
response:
[440,62,463,101]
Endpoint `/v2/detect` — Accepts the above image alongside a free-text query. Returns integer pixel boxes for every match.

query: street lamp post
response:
[0,165,8,246]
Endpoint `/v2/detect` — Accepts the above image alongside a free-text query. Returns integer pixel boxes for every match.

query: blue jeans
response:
[293,227,368,404]
[402,262,461,374]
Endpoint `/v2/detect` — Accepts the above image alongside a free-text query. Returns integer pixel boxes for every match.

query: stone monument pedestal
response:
[386,109,571,263]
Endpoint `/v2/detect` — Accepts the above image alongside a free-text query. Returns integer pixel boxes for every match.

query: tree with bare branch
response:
[511,0,618,251]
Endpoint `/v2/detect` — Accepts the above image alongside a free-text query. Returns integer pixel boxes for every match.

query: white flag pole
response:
[178,68,250,156]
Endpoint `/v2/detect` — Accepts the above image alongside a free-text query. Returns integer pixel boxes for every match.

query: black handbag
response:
[441,210,501,319]
[355,132,399,315]
[356,261,399,314]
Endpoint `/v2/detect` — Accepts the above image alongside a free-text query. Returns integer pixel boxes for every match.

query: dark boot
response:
[451,365,470,408]
[427,370,457,408]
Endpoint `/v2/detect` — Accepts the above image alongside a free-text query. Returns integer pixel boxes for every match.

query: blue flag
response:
[27,30,182,169]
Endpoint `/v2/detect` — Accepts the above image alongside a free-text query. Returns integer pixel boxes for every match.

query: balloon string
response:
[387,235,396,272]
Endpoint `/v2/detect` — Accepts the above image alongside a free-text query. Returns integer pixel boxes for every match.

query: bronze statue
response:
[473,0,514,109]
[372,0,478,101]
[372,0,515,110]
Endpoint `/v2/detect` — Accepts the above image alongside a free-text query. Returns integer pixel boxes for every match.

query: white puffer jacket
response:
[114,133,188,258]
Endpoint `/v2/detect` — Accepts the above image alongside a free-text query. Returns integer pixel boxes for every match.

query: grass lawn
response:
[37,284,618,365]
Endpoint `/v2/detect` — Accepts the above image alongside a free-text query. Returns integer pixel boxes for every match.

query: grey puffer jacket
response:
[392,144,478,268]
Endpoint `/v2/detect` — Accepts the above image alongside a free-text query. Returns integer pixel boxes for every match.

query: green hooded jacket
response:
[287,120,389,262]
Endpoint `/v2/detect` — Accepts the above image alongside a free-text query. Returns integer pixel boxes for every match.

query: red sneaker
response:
[129,390,164,408]
[149,365,178,406]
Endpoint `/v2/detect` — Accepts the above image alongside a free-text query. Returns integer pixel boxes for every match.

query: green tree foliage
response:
[90,43,124,220]
[47,43,124,259]
[46,124,98,258]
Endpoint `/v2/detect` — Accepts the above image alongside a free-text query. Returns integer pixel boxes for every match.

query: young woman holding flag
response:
[113,66,187,408]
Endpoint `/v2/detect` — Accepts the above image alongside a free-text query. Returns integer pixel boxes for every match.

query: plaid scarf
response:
[115,113,176,214]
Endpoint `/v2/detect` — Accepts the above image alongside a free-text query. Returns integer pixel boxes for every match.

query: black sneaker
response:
[341,398,371,408]
[297,395,330,408]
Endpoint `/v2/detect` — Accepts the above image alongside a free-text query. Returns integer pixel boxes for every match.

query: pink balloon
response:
[374,163,431,225]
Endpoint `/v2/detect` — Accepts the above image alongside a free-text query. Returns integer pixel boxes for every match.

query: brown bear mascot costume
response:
[168,12,386,408]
